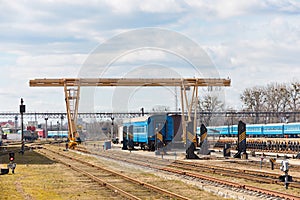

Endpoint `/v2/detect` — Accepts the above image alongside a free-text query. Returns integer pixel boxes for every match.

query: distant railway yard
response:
[1,99,300,199]
[1,140,300,200]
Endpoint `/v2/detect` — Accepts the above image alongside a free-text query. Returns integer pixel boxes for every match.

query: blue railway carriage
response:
[208,122,300,138]
[207,125,238,137]
[282,123,300,138]
[123,114,180,150]
[261,123,284,137]
[47,131,68,138]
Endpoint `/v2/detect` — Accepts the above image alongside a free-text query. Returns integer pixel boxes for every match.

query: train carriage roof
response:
[123,116,150,123]
[122,114,169,124]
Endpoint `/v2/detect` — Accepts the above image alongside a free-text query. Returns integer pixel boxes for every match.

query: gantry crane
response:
[29,78,231,149]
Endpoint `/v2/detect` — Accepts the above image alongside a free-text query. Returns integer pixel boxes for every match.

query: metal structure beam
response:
[30,78,230,87]
[29,78,231,148]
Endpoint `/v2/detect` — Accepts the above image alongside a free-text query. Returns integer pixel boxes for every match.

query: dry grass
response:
[0,148,122,200]
[0,145,237,200]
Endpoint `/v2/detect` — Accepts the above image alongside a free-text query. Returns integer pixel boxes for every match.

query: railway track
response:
[215,139,300,155]
[226,159,300,172]
[80,148,300,188]
[172,160,300,188]
[74,146,300,200]
[37,146,191,200]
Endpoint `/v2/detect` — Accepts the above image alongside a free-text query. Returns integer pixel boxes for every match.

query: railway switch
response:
[269,158,276,170]
[223,143,231,157]
[280,159,292,189]
[280,160,289,172]
[7,162,16,174]
[260,156,264,169]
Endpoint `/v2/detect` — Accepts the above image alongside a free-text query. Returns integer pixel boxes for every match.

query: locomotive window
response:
[247,127,260,131]
[286,125,300,130]
[264,126,281,131]
[155,121,164,132]
[133,126,146,133]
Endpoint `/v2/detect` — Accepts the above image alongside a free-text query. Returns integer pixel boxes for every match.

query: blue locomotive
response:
[208,122,300,138]
[122,114,183,150]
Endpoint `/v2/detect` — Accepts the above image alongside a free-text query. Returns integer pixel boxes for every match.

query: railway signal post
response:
[199,124,209,155]
[234,121,247,159]
[8,152,16,174]
[20,98,26,155]
[280,157,292,189]
[269,158,276,170]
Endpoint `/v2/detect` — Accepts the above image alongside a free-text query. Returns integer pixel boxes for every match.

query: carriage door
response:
[154,121,165,148]
[127,125,134,149]
[122,126,128,150]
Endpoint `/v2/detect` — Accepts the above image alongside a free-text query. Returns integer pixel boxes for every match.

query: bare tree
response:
[265,83,283,112]
[241,82,297,123]
[199,94,224,126]
[289,81,300,121]
[240,86,266,123]
[264,83,291,122]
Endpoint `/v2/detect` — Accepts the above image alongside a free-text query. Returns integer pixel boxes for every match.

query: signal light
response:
[9,152,15,162]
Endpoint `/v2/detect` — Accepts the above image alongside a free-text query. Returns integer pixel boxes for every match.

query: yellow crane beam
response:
[30,78,231,87]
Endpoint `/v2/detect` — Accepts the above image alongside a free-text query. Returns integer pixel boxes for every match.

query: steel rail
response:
[39,148,141,200]
[172,160,300,188]
[75,146,300,189]
[41,147,191,200]
[75,147,300,200]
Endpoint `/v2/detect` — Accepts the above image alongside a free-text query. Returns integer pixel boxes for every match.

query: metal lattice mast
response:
[63,79,80,146]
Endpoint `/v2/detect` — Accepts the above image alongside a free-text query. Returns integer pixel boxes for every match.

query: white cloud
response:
[185,0,300,19]
[103,0,185,14]
[140,0,185,13]
[116,49,167,63]
[185,0,262,19]
[12,54,86,79]
[0,0,299,113]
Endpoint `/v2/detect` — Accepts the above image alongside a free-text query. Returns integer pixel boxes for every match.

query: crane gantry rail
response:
[30,78,231,149]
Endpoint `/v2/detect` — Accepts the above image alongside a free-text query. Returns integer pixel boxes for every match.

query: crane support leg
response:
[180,81,199,159]
[64,80,81,149]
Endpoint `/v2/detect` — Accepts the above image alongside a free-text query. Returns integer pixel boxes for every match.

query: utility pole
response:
[14,115,18,134]
[45,117,48,139]
[60,114,64,139]
[111,116,114,140]
[57,121,59,139]
[175,86,178,111]
[140,107,144,116]
[20,98,26,154]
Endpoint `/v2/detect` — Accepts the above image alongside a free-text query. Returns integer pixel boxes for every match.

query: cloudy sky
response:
[1,0,300,114]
